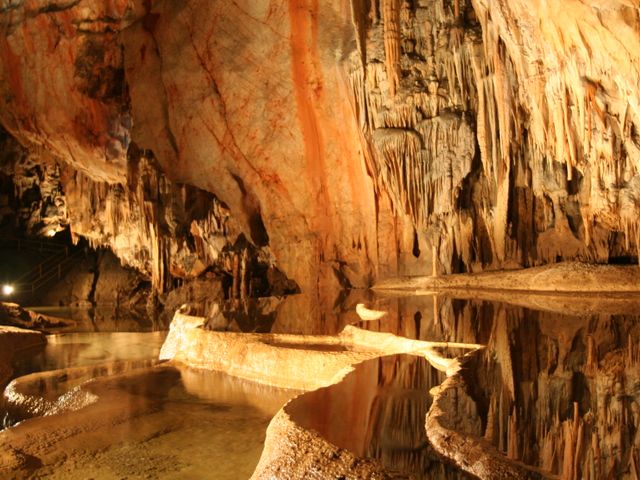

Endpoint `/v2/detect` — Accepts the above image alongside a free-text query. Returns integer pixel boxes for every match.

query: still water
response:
[288,353,469,479]
[1,331,296,479]
[4,292,640,479]
[11,331,167,376]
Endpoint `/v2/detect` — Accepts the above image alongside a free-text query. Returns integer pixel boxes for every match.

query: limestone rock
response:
[0,0,639,297]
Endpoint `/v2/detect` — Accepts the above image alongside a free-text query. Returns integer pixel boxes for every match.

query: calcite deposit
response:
[2,2,640,477]
[1,0,638,301]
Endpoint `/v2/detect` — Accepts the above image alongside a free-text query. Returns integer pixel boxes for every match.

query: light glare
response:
[2,284,14,295]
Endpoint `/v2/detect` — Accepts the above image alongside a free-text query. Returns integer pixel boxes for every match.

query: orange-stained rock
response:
[120,0,382,293]
[0,1,138,183]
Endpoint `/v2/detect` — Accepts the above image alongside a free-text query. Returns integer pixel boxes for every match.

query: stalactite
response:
[60,155,233,292]
[382,0,401,96]
[591,431,601,479]
[369,0,379,23]
[345,0,640,276]
[431,244,438,276]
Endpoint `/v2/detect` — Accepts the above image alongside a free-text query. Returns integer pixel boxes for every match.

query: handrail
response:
[0,236,70,254]
[14,250,71,284]
[31,251,84,290]
[13,249,85,295]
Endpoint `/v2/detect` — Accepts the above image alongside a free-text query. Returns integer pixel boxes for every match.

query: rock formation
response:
[0,0,637,301]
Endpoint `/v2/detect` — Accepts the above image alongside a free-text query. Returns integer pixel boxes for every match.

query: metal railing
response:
[14,249,85,295]
[0,236,83,296]
[0,235,70,255]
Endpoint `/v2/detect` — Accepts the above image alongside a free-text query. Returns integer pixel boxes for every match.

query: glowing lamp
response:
[2,284,14,296]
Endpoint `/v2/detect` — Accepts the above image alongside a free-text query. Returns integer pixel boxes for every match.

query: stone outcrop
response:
[375,261,640,293]
[0,302,71,330]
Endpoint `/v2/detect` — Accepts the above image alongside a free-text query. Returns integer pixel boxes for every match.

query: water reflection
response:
[2,332,168,429]
[361,294,640,479]
[288,354,469,478]
[261,290,640,477]
[28,305,154,332]
[8,291,640,478]
[12,331,167,378]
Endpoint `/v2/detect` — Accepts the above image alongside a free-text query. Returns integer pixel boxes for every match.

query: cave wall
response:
[0,0,639,296]
[349,0,640,272]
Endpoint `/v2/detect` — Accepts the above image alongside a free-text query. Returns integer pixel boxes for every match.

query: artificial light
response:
[2,284,14,295]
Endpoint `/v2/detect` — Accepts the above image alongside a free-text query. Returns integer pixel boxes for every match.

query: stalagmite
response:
[432,245,438,277]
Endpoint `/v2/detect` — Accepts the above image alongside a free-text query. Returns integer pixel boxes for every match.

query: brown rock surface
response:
[0,1,134,183]
[0,302,70,331]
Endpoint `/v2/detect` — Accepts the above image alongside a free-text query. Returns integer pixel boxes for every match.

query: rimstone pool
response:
[2,291,640,479]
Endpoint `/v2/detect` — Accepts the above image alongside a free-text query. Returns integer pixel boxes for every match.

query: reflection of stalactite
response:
[382,0,400,96]
[561,402,584,480]
[507,406,518,459]
[629,334,640,365]
[586,335,597,373]
[484,394,497,443]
